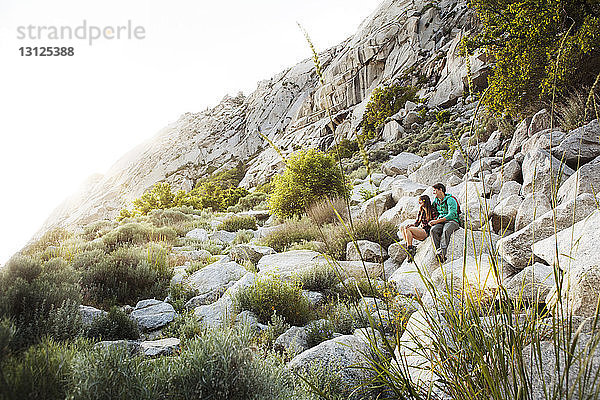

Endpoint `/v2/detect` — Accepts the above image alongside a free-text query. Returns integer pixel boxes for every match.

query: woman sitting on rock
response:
[400,195,438,261]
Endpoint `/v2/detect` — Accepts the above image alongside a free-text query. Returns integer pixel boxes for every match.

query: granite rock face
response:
[38,0,475,236]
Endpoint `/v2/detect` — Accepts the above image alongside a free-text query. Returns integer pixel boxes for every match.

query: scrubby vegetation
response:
[361,85,418,139]
[217,214,258,232]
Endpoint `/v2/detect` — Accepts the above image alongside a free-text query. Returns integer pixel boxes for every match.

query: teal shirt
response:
[432,194,459,223]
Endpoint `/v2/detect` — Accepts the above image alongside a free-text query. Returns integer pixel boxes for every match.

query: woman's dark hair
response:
[419,195,436,221]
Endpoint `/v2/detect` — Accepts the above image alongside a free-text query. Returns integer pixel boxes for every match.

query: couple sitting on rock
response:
[400,183,460,264]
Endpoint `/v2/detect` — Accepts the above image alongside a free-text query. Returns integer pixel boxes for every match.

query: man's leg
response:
[440,221,460,256]
[430,223,443,252]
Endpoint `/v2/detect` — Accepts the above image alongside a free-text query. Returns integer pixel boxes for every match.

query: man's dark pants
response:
[430,221,460,256]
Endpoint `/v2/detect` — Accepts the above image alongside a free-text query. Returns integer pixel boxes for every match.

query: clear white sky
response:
[0,0,381,265]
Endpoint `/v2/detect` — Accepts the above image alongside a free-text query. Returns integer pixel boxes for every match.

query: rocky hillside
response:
[39,0,486,235]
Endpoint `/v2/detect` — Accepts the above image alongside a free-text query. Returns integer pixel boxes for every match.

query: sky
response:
[0,0,381,265]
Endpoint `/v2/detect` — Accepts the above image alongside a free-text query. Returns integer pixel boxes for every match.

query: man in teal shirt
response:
[429,183,460,263]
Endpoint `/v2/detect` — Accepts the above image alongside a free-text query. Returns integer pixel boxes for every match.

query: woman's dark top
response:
[414,207,438,234]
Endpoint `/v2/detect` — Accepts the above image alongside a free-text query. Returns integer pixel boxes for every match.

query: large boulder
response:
[553,119,600,169]
[490,194,522,232]
[497,159,522,183]
[514,193,552,231]
[388,242,409,265]
[186,260,247,298]
[521,334,600,399]
[498,193,598,269]
[287,329,378,396]
[498,181,522,202]
[382,120,405,142]
[229,244,276,264]
[506,117,532,158]
[533,209,600,272]
[382,152,423,176]
[557,154,600,204]
[408,158,461,187]
[431,255,503,300]
[257,250,382,281]
[504,263,555,303]
[548,264,600,317]
[360,191,394,219]
[378,196,420,224]
[346,240,387,263]
[389,262,429,297]
[398,228,501,274]
[521,149,574,196]
[350,181,378,205]
[209,230,237,244]
[130,299,176,332]
[390,179,428,202]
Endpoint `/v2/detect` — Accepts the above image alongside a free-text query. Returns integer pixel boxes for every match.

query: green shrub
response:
[436,110,451,125]
[259,218,320,252]
[74,247,171,307]
[82,220,117,241]
[168,283,198,313]
[255,311,290,350]
[269,149,351,219]
[234,277,313,325]
[0,318,16,360]
[306,319,334,348]
[297,264,339,293]
[361,85,418,139]
[85,307,140,341]
[1,338,79,400]
[20,228,74,257]
[232,230,255,245]
[468,0,600,116]
[324,218,399,260]
[0,256,82,349]
[161,311,203,344]
[228,191,269,213]
[160,327,293,400]
[218,215,257,232]
[321,301,365,335]
[69,345,153,400]
[328,138,359,160]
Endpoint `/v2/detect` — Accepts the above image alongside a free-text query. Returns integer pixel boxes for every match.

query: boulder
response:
[130,299,176,332]
[451,149,466,174]
[504,263,555,303]
[140,338,180,357]
[350,181,378,204]
[403,110,420,126]
[346,240,387,263]
[498,193,598,269]
[274,326,310,356]
[553,119,600,169]
[398,228,501,274]
[491,194,522,232]
[186,261,247,298]
[390,179,428,202]
[548,264,600,317]
[527,108,552,136]
[388,242,409,265]
[302,290,324,307]
[389,262,429,297]
[431,255,503,300]
[234,310,267,333]
[382,120,405,142]
[533,209,600,272]
[408,158,461,187]
[379,176,396,192]
[382,152,423,176]
[521,149,574,196]
[463,198,497,231]
[360,191,394,219]
[506,117,532,158]
[557,154,600,204]
[498,181,522,202]
[79,305,106,327]
[229,244,276,264]
[450,180,487,205]
[521,334,600,399]
[522,129,565,155]
[378,196,420,224]
[287,330,377,395]
[383,258,401,279]
[194,273,258,327]
[514,193,552,231]
[257,250,382,281]
[94,340,141,355]
[176,249,212,262]
[497,159,522,183]
[209,230,237,244]
[185,228,209,241]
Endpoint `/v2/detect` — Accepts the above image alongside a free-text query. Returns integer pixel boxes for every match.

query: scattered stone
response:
[185,228,209,241]
[505,263,555,303]
[557,154,600,204]
[209,230,237,244]
[498,181,522,202]
[491,194,522,232]
[382,120,405,142]
[514,193,552,231]
[94,340,141,355]
[521,149,574,196]
[553,119,600,169]
[229,244,276,264]
[79,305,106,327]
[388,242,409,265]
[346,240,387,263]
[130,299,176,332]
[409,158,461,187]
[302,290,325,307]
[382,153,423,176]
[274,326,309,356]
[186,261,247,301]
[140,338,180,357]
[360,191,394,219]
